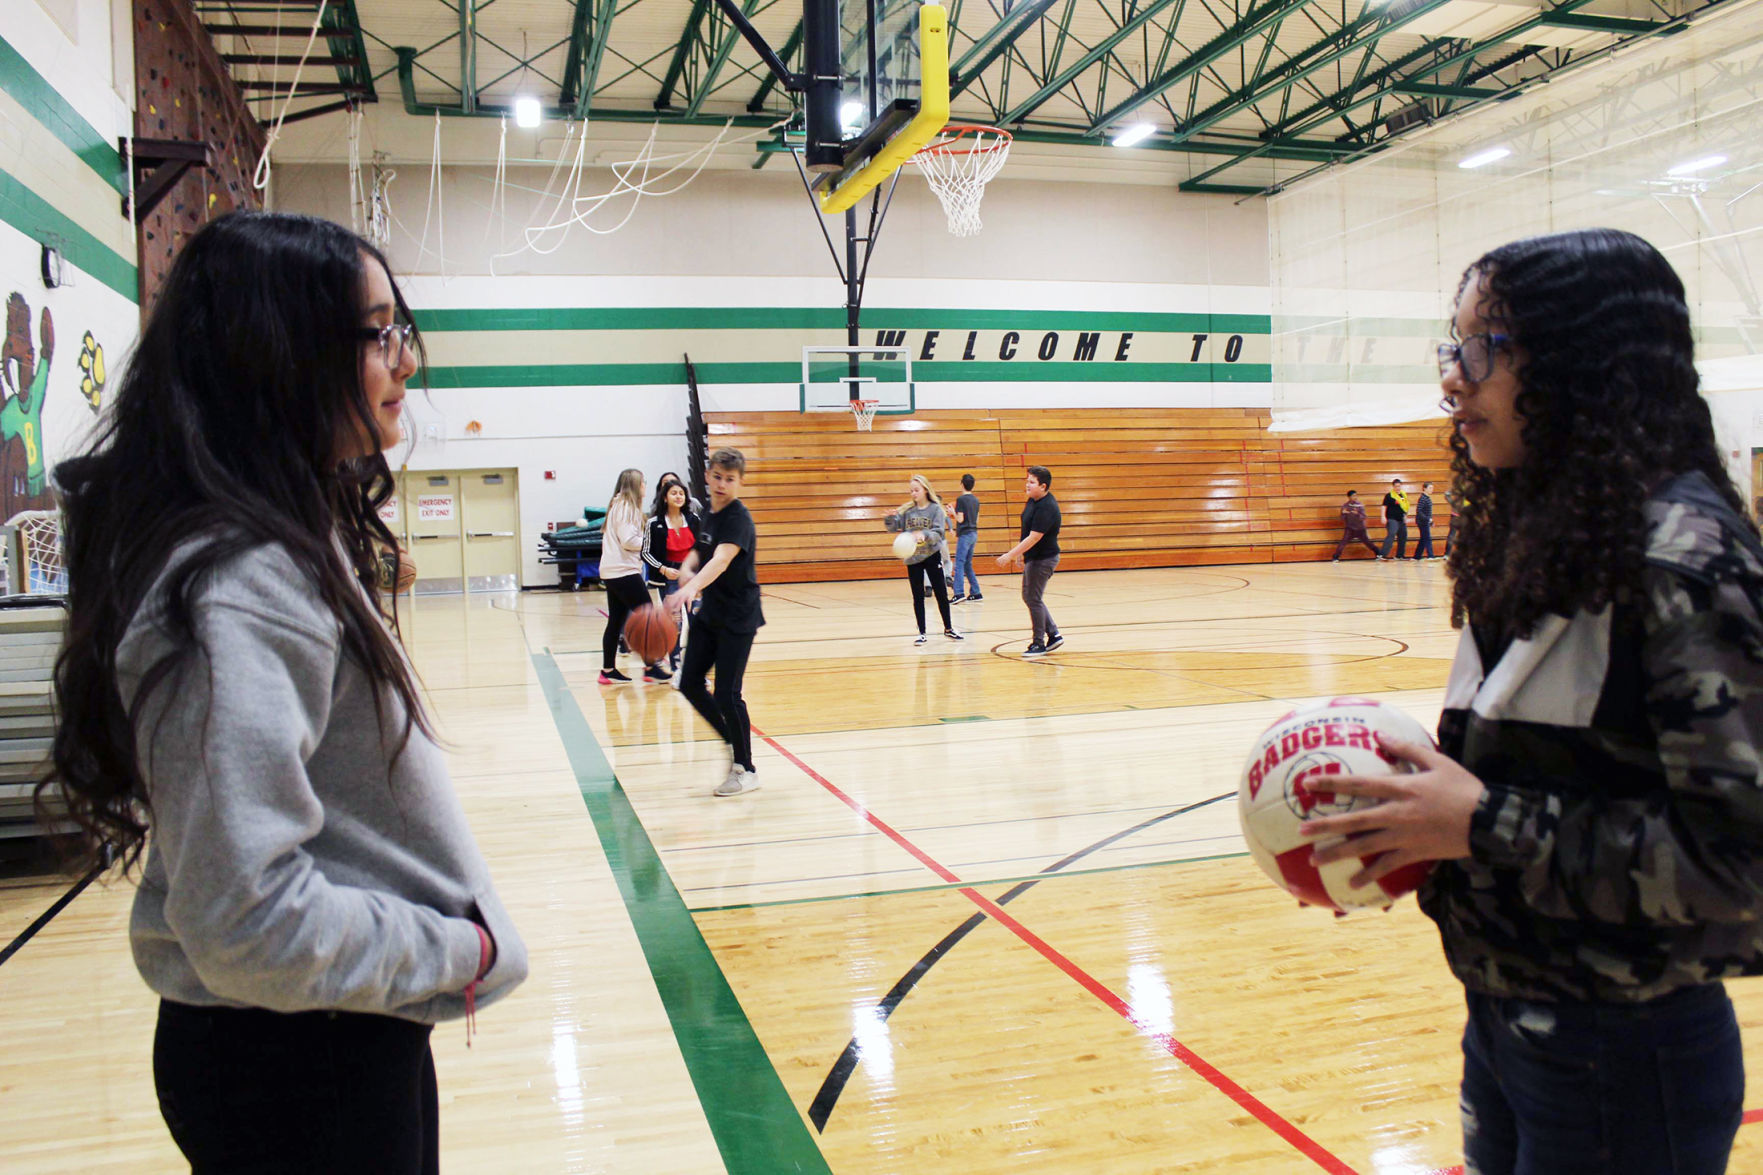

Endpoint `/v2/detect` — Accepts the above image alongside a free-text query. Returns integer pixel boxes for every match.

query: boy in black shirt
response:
[671,448,765,796]
[996,465,1062,655]
[1379,477,1410,561]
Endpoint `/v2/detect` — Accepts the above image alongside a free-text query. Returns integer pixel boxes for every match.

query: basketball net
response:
[912,125,1012,237]
[850,399,880,431]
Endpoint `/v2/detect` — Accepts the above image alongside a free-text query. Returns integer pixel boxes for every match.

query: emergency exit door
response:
[386,469,520,595]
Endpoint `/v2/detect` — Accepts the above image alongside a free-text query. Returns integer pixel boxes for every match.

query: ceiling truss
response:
[205,0,1739,194]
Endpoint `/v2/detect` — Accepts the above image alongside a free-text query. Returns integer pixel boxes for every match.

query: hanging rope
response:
[252,0,330,196]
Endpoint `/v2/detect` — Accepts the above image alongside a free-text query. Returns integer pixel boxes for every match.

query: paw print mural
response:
[77,331,105,413]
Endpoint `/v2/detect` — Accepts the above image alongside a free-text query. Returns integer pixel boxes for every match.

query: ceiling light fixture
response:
[513,96,541,128]
[1457,146,1511,169]
[1111,122,1157,148]
[1667,154,1727,176]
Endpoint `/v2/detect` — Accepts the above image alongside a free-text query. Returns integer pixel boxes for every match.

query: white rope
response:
[252,0,330,196]
[346,108,365,235]
[482,116,509,249]
[412,110,447,274]
[368,156,394,252]
[490,119,778,269]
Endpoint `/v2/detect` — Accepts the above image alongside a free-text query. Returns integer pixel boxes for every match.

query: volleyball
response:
[1237,698,1438,912]
[892,531,921,560]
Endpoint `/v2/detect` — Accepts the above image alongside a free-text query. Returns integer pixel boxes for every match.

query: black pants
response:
[679,620,756,771]
[1380,518,1408,560]
[1334,529,1379,559]
[602,572,659,670]
[153,999,438,1175]
[1414,519,1435,558]
[907,558,952,634]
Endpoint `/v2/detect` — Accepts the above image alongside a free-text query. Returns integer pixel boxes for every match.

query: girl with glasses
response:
[43,212,527,1172]
[1303,228,1763,1175]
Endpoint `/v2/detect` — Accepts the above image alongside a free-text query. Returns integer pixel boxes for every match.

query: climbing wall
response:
[132,0,264,309]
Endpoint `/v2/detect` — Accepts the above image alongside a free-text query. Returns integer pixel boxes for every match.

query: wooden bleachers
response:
[706,409,1454,582]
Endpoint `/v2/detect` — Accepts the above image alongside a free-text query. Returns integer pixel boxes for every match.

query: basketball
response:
[1237,698,1438,912]
[892,531,921,560]
[623,604,678,665]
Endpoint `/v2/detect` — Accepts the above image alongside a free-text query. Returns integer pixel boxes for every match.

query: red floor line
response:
[751,723,1357,1175]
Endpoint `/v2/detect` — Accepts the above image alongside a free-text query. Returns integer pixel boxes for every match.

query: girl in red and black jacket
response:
[642,473,701,671]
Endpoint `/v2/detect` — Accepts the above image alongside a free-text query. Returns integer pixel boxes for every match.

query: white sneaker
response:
[714,766,760,797]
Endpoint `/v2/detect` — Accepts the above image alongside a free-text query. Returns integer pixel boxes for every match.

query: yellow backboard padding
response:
[818,4,950,215]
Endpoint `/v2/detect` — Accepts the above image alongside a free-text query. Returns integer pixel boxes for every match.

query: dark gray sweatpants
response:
[1022,555,1059,641]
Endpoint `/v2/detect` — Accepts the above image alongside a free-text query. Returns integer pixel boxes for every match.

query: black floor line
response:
[806,791,1232,1132]
[0,861,104,969]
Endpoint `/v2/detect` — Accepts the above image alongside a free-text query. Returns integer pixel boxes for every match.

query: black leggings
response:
[679,621,756,771]
[154,999,438,1174]
[602,572,659,670]
[908,558,953,634]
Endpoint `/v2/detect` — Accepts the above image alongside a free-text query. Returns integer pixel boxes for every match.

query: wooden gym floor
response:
[5,561,1763,1173]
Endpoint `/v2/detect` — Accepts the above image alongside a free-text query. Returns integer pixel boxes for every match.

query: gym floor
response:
[6,562,1762,1173]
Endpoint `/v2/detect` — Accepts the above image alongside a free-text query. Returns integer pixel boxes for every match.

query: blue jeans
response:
[1460,985,1742,1175]
[954,531,979,596]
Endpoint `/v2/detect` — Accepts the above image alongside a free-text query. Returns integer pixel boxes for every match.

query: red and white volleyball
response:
[1238,697,1438,912]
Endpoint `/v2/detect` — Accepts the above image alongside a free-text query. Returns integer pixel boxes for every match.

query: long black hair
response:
[650,471,686,519]
[45,212,433,871]
[1447,227,1750,636]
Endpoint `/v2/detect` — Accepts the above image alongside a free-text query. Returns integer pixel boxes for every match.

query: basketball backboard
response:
[803,1,949,214]
[800,346,916,415]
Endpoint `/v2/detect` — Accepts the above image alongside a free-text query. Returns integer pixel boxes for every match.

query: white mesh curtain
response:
[1266,3,1763,448]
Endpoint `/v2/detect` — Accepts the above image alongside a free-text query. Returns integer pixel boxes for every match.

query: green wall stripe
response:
[531,652,831,1175]
[418,360,1272,389]
[0,35,127,195]
[412,307,1274,334]
[0,167,136,303]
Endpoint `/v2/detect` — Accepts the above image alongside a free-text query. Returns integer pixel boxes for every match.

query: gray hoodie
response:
[896,503,948,565]
[123,543,527,1023]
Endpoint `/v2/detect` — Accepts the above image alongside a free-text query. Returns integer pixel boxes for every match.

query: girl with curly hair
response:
[1302,228,1763,1174]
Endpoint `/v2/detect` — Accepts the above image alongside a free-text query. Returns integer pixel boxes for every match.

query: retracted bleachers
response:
[0,606,66,842]
[707,409,1453,582]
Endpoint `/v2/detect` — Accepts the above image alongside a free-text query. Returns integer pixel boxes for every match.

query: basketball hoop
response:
[912,124,1012,237]
[850,399,880,431]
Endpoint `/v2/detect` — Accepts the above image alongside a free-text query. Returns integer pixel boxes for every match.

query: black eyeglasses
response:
[357,323,414,369]
[1436,332,1511,384]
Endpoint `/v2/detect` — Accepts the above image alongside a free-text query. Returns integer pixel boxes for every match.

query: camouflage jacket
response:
[1420,471,1763,1002]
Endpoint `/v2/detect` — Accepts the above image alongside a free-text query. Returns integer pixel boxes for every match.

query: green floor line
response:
[532,652,831,1175]
[691,850,1253,912]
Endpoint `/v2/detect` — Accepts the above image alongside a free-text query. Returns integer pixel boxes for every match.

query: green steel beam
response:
[459,0,478,113]
[1167,0,1456,144]
[752,127,1345,160]
[747,18,800,110]
[684,0,761,118]
[1392,81,1501,99]
[998,0,1187,124]
[561,0,619,117]
[950,0,1060,97]
[1178,181,1267,194]
[394,44,781,125]
[1177,0,1615,190]
[1086,0,1313,134]
[1540,11,1665,33]
[656,0,713,109]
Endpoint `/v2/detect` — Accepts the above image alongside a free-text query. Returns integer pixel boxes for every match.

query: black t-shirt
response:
[1020,493,1061,560]
[1383,493,1407,522]
[698,499,764,632]
[954,493,981,535]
